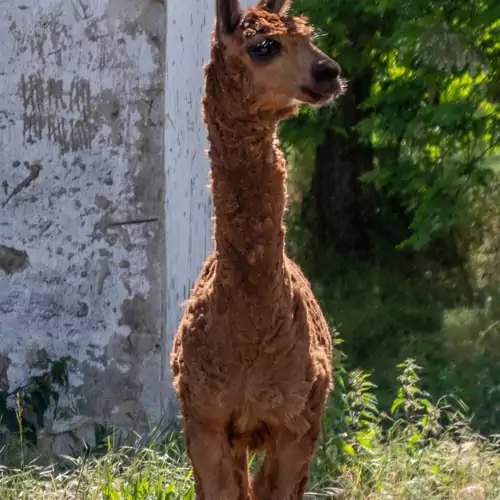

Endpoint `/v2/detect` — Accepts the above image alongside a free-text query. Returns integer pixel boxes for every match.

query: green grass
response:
[0,443,194,499]
[2,359,500,499]
[1,434,499,499]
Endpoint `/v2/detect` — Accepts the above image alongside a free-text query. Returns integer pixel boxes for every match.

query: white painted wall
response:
[0,0,166,450]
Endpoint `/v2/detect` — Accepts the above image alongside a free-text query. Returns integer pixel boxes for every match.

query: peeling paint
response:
[120,293,159,353]
[25,345,51,370]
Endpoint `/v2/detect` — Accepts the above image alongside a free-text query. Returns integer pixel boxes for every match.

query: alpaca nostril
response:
[312,60,341,83]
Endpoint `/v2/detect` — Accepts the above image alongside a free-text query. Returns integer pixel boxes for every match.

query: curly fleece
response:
[170,3,334,498]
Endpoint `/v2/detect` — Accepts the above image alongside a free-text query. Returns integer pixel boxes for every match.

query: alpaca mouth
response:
[300,79,344,105]
[301,87,325,102]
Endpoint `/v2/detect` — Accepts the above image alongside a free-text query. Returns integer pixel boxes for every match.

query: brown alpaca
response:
[170,0,344,498]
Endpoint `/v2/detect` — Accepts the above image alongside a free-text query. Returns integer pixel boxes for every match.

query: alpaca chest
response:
[182,323,319,423]
[173,258,333,427]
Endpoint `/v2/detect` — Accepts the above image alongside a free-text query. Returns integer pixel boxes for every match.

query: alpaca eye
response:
[247,39,281,61]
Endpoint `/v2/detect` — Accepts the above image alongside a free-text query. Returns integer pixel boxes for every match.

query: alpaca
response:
[170,0,344,498]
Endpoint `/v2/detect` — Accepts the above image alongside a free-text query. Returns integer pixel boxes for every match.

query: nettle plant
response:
[315,340,469,478]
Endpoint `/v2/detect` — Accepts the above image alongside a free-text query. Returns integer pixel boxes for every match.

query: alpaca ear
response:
[257,0,292,15]
[216,0,241,36]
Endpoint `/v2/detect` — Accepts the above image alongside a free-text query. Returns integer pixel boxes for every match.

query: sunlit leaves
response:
[282,0,500,248]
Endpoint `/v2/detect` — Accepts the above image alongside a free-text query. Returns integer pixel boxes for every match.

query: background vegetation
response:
[281,0,500,437]
[2,0,500,497]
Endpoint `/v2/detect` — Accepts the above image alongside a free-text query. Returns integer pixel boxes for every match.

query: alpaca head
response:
[213,0,344,114]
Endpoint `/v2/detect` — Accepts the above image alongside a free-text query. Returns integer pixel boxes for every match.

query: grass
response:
[2,359,500,499]
[1,434,499,499]
[0,442,194,499]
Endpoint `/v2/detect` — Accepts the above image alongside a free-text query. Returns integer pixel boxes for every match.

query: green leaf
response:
[340,441,357,457]
[391,397,404,414]
[356,432,374,449]
[408,433,424,447]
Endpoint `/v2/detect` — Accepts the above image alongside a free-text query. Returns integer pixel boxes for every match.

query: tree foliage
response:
[281,0,500,250]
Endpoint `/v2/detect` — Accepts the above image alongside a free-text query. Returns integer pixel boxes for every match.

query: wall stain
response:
[119,294,158,353]
[10,15,70,64]
[2,162,42,208]
[19,74,97,152]
[0,244,29,274]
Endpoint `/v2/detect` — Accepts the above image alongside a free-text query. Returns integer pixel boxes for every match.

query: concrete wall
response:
[0,0,168,451]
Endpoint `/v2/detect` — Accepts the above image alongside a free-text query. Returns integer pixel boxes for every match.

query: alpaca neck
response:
[204,66,288,295]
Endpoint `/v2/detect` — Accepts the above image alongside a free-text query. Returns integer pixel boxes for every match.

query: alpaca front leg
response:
[251,425,320,500]
[184,419,250,500]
